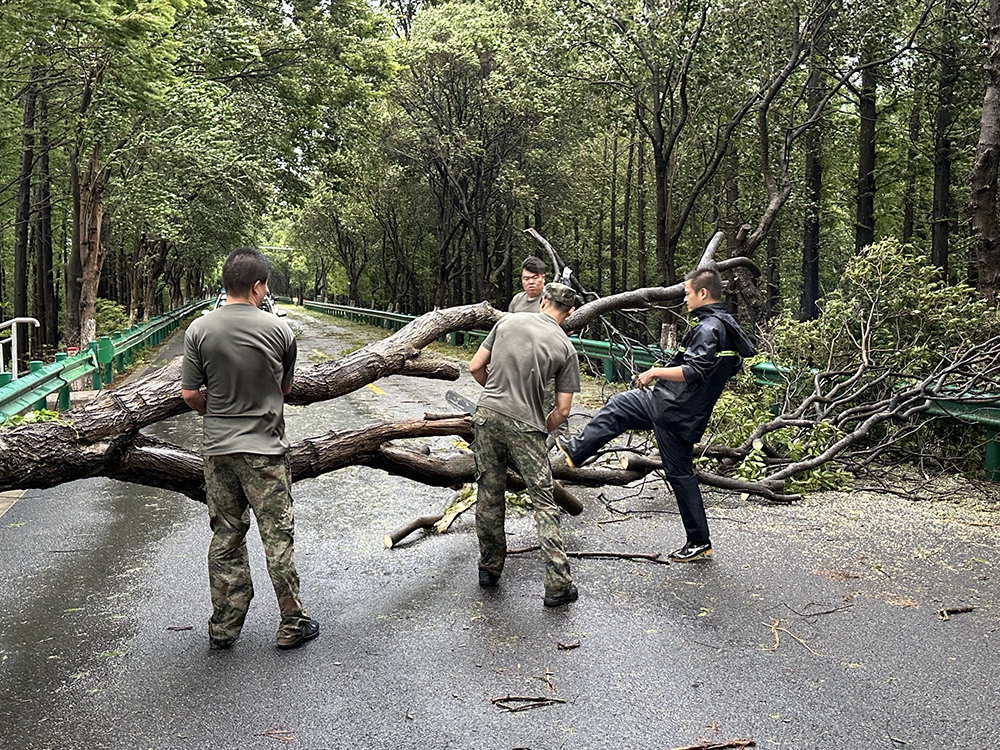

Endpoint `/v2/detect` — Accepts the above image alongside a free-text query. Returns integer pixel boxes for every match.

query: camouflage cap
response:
[542,282,577,307]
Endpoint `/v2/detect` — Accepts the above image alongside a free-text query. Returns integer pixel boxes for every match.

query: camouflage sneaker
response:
[276,619,320,650]
[209,637,234,650]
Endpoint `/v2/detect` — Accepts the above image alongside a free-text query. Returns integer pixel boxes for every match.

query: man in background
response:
[508,256,546,313]
[469,282,581,607]
[182,247,318,650]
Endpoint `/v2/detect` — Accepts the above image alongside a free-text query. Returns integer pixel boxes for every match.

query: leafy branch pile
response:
[706,240,1000,489]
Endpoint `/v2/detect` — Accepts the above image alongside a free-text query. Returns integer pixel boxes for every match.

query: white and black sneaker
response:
[669,541,713,562]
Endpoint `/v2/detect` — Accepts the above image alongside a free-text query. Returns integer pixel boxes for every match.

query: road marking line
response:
[0,490,24,520]
[366,383,386,395]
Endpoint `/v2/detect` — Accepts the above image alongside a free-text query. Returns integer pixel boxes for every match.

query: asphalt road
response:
[1,306,998,750]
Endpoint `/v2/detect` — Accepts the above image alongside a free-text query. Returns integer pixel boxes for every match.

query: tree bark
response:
[800,53,823,322]
[78,143,108,346]
[903,105,921,242]
[636,136,647,289]
[14,68,39,362]
[970,0,1000,304]
[143,239,170,321]
[855,65,877,253]
[932,0,957,278]
[34,90,58,349]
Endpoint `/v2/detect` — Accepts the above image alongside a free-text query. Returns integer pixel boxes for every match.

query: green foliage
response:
[95,299,130,338]
[3,409,62,428]
[704,364,852,492]
[756,239,1000,480]
[771,240,1000,378]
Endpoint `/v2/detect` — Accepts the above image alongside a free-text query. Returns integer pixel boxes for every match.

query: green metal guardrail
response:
[301,300,665,382]
[0,298,212,422]
[751,361,1000,482]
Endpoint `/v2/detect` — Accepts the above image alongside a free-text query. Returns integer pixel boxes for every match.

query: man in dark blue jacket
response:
[556,268,756,561]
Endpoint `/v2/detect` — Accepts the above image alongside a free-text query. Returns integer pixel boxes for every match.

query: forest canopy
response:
[2,0,999,355]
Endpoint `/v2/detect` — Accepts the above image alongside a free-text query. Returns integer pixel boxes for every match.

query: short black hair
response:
[222,247,270,297]
[684,267,723,300]
[520,256,545,275]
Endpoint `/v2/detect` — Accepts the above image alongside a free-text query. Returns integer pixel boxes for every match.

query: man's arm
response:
[181,388,207,415]
[545,391,573,433]
[636,320,723,389]
[635,366,684,389]
[469,345,492,386]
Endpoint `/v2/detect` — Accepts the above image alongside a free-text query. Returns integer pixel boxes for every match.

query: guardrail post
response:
[29,361,46,410]
[114,331,125,373]
[97,336,115,384]
[88,342,102,389]
[987,428,999,482]
[55,352,70,411]
[124,327,134,366]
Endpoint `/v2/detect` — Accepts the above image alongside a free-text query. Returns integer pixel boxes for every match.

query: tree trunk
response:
[34,90,57,349]
[78,144,108,346]
[932,0,957,278]
[652,139,671,288]
[765,232,779,318]
[143,239,170,321]
[970,0,1000,304]
[800,58,823,321]
[14,69,39,362]
[636,136,647,289]
[903,106,921,242]
[609,135,619,296]
[855,65,877,253]
[128,234,143,322]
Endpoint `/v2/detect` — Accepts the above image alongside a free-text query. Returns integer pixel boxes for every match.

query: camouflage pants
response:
[203,453,309,644]
[472,408,572,598]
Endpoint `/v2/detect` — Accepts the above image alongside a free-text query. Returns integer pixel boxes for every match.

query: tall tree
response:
[14,68,39,360]
[800,47,825,321]
[932,0,958,278]
[970,0,1000,303]
[855,65,877,253]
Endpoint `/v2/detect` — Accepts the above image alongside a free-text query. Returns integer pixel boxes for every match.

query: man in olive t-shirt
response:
[182,247,318,651]
[469,282,581,607]
[507,256,545,313]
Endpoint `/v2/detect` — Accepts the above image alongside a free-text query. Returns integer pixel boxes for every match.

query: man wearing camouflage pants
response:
[468,282,581,607]
[182,247,318,650]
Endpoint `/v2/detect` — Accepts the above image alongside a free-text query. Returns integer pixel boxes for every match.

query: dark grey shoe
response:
[209,637,233,650]
[479,568,500,588]
[543,583,579,608]
[276,619,320,650]
[669,541,713,562]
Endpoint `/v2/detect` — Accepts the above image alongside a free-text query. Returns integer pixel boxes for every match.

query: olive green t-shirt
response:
[182,303,296,456]
[508,291,541,314]
[476,312,580,432]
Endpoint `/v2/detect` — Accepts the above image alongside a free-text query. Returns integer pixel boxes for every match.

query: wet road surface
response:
[1,306,998,749]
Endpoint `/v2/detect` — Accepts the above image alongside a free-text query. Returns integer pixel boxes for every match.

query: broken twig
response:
[491,694,567,712]
[761,618,825,657]
[936,606,974,621]
[507,545,670,564]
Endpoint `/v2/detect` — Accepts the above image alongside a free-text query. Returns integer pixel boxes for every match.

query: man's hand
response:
[635,369,658,390]
[636,366,685,389]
